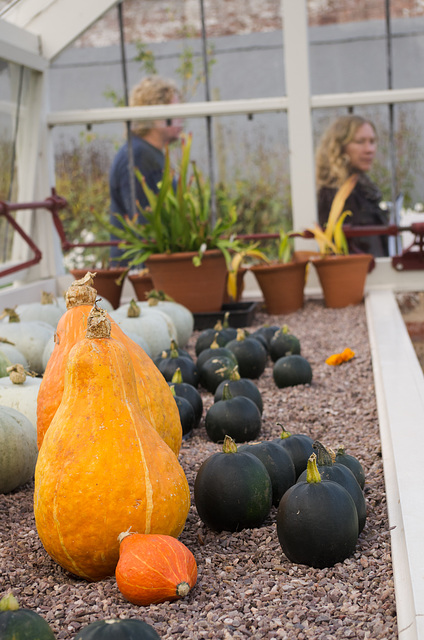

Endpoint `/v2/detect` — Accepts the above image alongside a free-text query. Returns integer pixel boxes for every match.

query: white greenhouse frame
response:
[1,3,424,638]
[1,0,424,293]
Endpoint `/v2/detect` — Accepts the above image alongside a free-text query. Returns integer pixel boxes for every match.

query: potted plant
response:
[243,230,309,315]
[304,174,373,308]
[103,134,258,313]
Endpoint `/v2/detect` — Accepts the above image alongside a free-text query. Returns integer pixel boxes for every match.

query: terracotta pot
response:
[312,253,373,308]
[145,250,228,313]
[128,271,155,301]
[250,259,309,315]
[70,267,127,309]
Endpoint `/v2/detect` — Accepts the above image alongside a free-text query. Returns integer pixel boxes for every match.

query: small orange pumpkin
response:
[37,273,182,454]
[116,532,198,605]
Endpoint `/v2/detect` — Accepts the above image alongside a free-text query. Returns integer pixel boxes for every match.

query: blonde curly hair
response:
[130,75,180,138]
[315,115,377,191]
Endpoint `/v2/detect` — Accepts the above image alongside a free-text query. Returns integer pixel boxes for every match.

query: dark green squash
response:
[247,329,269,352]
[269,326,301,362]
[0,593,56,640]
[74,618,161,639]
[195,321,231,356]
[156,342,199,387]
[169,368,203,428]
[273,354,312,388]
[250,325,280,349]
[196,335,238,371]
[225,328,268,379]
[214,367,263,414]
[205,383,262,443]
[194,435,272,531]
[272,425,314,479]
[153,339,193,364]
[277,453,359,568]
[238,440,296,506]
[171,388,195,439]
[220,311,238,342]
[198,355,236,393]
[335,445,366,489]
[297,441,367,533]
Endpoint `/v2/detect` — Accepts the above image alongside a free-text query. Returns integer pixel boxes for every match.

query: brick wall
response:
[74,0,424,47]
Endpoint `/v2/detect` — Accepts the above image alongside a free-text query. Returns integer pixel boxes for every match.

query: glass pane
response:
[0,60,25,265]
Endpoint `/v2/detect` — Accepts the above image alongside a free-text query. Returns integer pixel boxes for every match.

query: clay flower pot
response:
[250,259,309,315]
[311,253,373,308]
[145,250,228,313]
[128,271,155,302]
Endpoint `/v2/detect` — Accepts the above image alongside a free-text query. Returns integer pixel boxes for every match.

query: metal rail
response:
[1,191,424,279]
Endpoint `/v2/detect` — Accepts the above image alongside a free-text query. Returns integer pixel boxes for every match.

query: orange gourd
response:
[37,273,182,455]
[116,532,198,605]
[34,305,190,581]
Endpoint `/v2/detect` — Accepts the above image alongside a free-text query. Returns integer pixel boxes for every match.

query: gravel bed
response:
[0,300,397,639]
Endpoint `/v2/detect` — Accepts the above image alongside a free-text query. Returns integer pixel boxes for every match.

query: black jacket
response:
[317,179,389,257]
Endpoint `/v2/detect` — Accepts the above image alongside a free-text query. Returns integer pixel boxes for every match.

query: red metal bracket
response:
[2,191,424,279]
[0,189,120,280]
[0,201,44,278]
[391,223,424,271]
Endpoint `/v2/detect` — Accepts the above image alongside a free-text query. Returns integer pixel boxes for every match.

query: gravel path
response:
[0,300,397,639]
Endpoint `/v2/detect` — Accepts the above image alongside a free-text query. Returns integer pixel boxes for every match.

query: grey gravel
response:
[0,300,397,639]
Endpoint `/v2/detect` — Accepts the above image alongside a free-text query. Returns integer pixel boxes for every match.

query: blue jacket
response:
[109,136,164,263]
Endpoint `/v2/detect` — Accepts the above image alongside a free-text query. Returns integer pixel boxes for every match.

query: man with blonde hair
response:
[109,75,183,262]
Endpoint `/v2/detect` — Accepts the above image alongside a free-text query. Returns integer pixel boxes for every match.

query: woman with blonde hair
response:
[316,114,389,256]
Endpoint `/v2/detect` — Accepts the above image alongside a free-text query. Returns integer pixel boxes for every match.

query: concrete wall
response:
[47,15,424,201]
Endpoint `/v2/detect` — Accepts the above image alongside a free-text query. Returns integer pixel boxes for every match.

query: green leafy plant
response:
[102,133,258,270]
[304,174,358,255]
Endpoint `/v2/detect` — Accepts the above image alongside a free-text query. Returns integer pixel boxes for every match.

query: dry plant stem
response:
[0,301,397,640]
[6,364,26,384]
[65,272,98,309]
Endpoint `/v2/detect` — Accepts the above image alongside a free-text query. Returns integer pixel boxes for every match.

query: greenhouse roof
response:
[0,0,119,62]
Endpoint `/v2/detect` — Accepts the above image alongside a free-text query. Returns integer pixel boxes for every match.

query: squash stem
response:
[176,582,191,597]
[0,593,19,611]
[313,440,333,466]
[223,435,238,454]
[276,423,292,440]
[306,453,322,484]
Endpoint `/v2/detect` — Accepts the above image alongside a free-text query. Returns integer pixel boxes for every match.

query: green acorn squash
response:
[0,593,55,640]
[297,441,367,533]
[169,369,203,428]
[214,367,263,414]
[238,440,296,506]
[74,618,161,639]
[194,435,272,531]
[269,326,301,362]
[272,425,314,479]
[273,354,312,388]
[335,445,366,489]
[277,453,359,568]
[225,329,268,379]
[205,384,262,443]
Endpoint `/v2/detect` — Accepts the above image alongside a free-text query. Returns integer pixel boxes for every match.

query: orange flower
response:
[326,347,355,366]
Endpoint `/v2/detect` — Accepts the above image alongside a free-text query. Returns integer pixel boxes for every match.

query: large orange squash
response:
[37,273,182,454]
[34,305,190,581]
